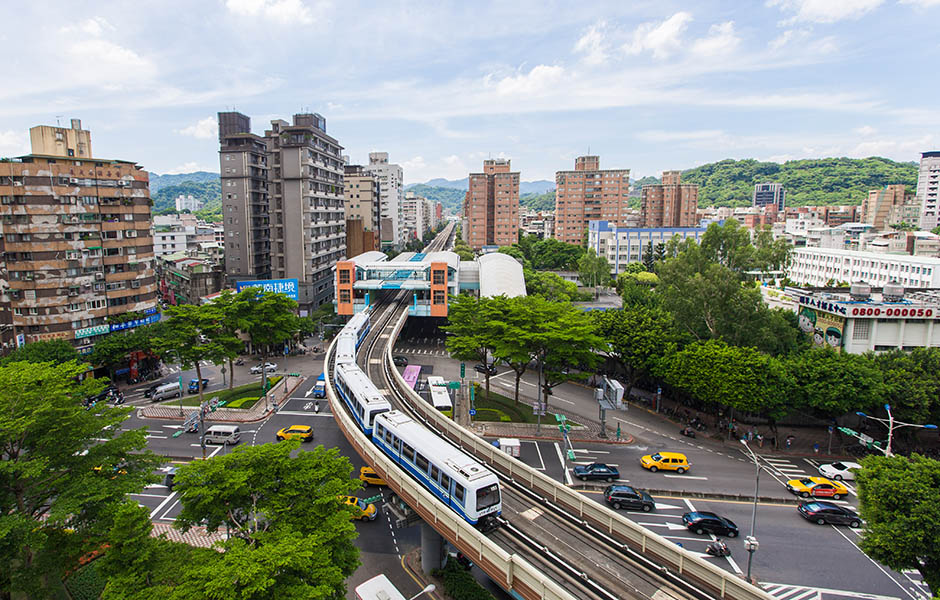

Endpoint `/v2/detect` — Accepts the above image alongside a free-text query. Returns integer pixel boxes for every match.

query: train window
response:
[440,473,451,492]
[454,484,465,504]
[376,424,385,438]
[476,484,500,509]
[430,465,440,484]
[384,429,393,444]
[402,443,415,462]
[416,453,429,473]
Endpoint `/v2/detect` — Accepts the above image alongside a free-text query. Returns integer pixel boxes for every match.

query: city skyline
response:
[0,1,938,183]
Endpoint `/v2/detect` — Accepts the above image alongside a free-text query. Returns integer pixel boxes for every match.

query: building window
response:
[339,270,350,285]
[853,320,871,340]
[432,269,445,285]
[339,289,351,303]
[432,290,445,305]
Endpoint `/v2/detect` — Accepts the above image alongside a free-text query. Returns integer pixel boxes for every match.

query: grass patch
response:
[163,377,282,409]
[63,561,105,600]
[471,383,580,425]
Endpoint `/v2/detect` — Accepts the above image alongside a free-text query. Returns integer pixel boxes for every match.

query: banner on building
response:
[235,278,299,301]
[798,306,844,350]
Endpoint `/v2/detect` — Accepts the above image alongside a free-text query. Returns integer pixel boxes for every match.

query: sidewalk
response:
[151,522,224,549]
[470,421,634,445]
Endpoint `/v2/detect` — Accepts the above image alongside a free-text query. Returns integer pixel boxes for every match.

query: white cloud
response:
[402,156,427,171]
[177,116,218,139]
[59,17,114,36]
[691,21,741,57]
[163,161,219,175]
[573,21,609,66]
[899,0,940,6]
[854,125,877,136]
[225,0,319,24]
[768,0,884,24]
[0,130,29,158]
[490,65,564,96]
[66,39,156,86]
[624,12,692,59]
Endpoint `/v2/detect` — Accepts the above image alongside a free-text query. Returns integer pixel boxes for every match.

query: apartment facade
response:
[917,151,940,231]
[463,159,520,250]
[156,251,225,306]
[554,155,630,245]
[752,183,785,211]
[343,164,380,254]
[787,247,940,288]
[588,221,706,276]
[861,184,913,230]
[219,111,345,314]
[364,152,404,250]
[0,119,158,354]
[641,170,698,228]
[402,191,430,242]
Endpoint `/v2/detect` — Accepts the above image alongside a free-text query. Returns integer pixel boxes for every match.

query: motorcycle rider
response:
[706,540,730,557]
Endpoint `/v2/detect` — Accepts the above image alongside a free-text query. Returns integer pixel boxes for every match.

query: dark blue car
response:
[573,463,620,482]
[188,378,209,393]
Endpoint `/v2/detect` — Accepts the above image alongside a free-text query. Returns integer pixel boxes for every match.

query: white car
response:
[250,362,278,374]
[818,461,861,481]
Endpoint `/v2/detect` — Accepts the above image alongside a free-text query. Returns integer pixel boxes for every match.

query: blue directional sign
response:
[469,409,476,416]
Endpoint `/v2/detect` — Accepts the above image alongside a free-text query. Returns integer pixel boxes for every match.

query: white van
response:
[204,425,241,445]
[152,382,182,402]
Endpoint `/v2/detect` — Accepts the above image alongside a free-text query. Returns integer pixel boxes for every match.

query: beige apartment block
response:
[641,170,699,228]
[554,155,630,245]
[463,159,520,250]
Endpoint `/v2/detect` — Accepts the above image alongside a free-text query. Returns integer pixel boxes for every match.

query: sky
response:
[1,0,938,184]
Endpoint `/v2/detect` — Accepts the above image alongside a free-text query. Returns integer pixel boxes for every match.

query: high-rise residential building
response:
[917,151,940,231]
[554,155,631,245]
[402,191,429,242]
[753,183,785,211]
[364,152,404,250]
[641,170,698,228]
[343,164,380,256]
[862,184,914,230]
[463,159,520,250]
[0,119,158,355]
[219,111,345,313]
[175,194,204,212]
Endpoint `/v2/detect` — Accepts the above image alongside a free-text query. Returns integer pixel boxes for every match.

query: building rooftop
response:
[478,253,526,298]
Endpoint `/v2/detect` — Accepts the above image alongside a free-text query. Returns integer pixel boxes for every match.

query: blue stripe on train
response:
[335,379,372,436]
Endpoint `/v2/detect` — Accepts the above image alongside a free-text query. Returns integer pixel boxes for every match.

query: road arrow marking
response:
[638,522,688,531]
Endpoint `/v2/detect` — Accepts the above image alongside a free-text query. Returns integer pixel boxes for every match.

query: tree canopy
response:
[0,339,81,366]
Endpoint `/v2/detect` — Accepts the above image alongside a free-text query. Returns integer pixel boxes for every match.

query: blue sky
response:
[1,0,938,183]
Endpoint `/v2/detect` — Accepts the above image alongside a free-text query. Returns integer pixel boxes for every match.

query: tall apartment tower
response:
[463,159,520,250]
[862,184,910,230]
[554,155,630,245]
[752,183,785,211]
[219,111,346,312]
[641,170,699,228]
[363,152,404,250]
[917,151,940,231]
[0,119,158,354]
[343,164,381,256]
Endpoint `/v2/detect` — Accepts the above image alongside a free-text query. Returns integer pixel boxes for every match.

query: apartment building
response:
[588,221,706,276]
[156,250,225,306]
[787,247,940,288]
[174,194,203,212]
[463,159,520,250]
[753,183,785,211]
[364,152,404,250]
[641,170,698,228]
[219,111,346,313]
[917,151,940,231]
[402,191,431,242]
[554,155,630,245]
[152,214,217,257]
[0,119,158,354]
[521,209,555,239]
[861,184,915,230]
[343,164,380,254]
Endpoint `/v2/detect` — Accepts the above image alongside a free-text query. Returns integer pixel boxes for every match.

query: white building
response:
[364,152,404,249]
[788,247,940,288]
[153,214,216,258]
[917,151,940,231]
[174,194,203,212]
[401,191,428,242]
[588,221,706,275]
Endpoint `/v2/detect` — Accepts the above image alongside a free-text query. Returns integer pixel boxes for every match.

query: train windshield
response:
[476,483,500,510]
[368,408,390,427]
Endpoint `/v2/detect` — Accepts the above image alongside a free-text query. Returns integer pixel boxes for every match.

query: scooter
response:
[705,540,731,557]
[234,358,245,366]
[680,426,696,438]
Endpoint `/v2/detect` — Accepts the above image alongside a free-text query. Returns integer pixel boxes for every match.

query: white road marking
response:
[653,502,683,510]
[275,411,335,417]
[575,449,609,454]
[149,491,177,519]
[762,582,903,600]
[663,474,708,480]
[637,521,688,531]
[527,441,546,470]
[554,442,572,485]
[830,524,922,600]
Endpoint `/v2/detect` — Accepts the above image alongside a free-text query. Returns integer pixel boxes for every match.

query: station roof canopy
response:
[478,253,526,298]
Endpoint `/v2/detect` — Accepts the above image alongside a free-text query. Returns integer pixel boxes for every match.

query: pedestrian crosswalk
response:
[395,347,450,357]
[761,582,905,600]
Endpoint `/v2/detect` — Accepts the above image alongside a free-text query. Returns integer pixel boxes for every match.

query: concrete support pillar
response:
[420,522,445,573]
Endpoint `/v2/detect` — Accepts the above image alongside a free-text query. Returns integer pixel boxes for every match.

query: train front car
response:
[372,410,501,531]
[334,362,391,436]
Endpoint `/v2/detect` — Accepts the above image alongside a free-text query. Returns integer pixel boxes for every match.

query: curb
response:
[477,431,636,445]
[569,483,801,505]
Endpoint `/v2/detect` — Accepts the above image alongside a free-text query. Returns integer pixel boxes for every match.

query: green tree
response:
[664,340,793,420]
[0,339,81,366]
[753,225,792,273]
[206,290,250,390]
[856,454,940,597]
[90,324,163,379]
[874,349,940,430]
[443,294,502,402]
[230,289,301,357]
[592,307,683,399]
[496,245,526,264]
[700,219,755,274]
[528,302,603,410]
[524,268,583,303]
[642,241,655,272]
[784,347,886,416]
[0,360,161,598]
[529,237,585,270]
[577,248,611,295]
[172,442,360,599]
[490,296,540,404]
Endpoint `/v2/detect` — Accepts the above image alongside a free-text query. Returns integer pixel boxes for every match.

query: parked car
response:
[817,461,861,482]
[341,495,377,521]
[798,501,862,528]
[573,463,620,482]
[786,477,849,500]
[640,452,691,473]
[250,362,278,374]
[276,424,313,442]
[474,363,497,376]
[604,485,655,512]
[392,356,409,367]
[682,511,739,537]
[163,467,178,490]
[359,466,387,487]
[187,378,209,393]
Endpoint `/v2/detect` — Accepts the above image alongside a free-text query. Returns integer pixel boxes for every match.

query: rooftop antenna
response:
[55,115,63,126]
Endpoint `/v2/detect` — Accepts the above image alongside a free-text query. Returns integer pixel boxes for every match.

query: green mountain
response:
[520,191,555,211]
[149,171,219,193]
[406,184,466,214]
[680,157,918,207]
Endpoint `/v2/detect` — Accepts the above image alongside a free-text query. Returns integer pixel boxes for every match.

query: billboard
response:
[798,306,844,350]
[236,278,299,301]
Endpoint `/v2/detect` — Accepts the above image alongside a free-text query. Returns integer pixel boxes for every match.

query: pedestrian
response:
[757,433,764,448]
[814,443,820,454]
[747,428,754,442]
[786,435,794,450]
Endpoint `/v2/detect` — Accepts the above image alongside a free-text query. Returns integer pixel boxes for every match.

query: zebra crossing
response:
[395,347,449,357]
[751,454,858,505]
[761,582,907,600]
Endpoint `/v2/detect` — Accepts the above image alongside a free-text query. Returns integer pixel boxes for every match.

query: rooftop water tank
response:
[883,281,905,302]
[850,281,872,301]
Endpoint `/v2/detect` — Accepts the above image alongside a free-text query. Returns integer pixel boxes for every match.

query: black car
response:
[573,463,620,481]
[393,355,408,367]
[604,485,655,512]
[798,501,861,528]
[163,467,178,490]
[474,363,497,376]
[682,511,739,537]
[143,383,160,398]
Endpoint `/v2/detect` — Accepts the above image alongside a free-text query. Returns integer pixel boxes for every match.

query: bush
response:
[63,561,106,600]
[432,558,494,600]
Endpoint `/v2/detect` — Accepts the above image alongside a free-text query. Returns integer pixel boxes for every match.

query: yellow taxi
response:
[359,466,387,487]
[640,452,691,473]
[93,465,127,478]
[276,425,313,443]
[786,476,849,500]
[341,495,377,521]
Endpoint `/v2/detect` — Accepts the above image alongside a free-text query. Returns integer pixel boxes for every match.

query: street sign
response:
[566,449,576,460]
[838,427,858,437]
[460,362,465,378]
[363,494,383,504]
[558,424,570,434]
[859,433,873,445]
[469,409,476,416]
[447,381,460,390]
[555,414,566,423]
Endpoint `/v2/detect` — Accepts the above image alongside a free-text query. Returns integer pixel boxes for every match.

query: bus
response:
[402,365,421,390]
[426,375,453,411]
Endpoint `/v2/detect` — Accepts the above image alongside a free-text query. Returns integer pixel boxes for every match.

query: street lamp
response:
[739,439,760,584]
[407,584,436,600]
[856,404,938,457]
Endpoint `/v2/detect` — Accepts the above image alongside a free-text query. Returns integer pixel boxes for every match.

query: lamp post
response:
[739,439,760,583]
[856,404,938,457]
[408,584,436,600]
